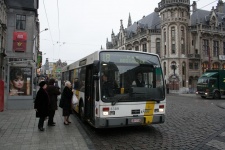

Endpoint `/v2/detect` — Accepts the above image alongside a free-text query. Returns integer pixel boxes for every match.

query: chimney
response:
[192,1,197,12]
[217,0,224,13]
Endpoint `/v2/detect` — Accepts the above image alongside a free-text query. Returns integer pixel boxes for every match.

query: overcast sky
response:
[38,0,217,65]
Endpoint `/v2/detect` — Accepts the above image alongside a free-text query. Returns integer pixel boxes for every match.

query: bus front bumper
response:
[95,114,165,128]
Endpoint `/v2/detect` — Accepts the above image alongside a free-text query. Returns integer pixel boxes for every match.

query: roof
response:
[191,9,211,25]
[126,12,160,37]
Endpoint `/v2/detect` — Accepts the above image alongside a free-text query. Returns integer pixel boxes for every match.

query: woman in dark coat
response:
[61,81,73,125]
[46,78,61,126]
[34,81,49,131]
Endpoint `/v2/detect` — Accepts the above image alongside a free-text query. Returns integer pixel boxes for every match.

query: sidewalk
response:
[0,108,94,150]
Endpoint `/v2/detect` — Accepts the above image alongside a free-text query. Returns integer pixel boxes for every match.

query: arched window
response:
[181,26,185,54]
[133,41,139,51]
[182,62,186,75]
[156,38,160,56]
[212,62,220,70]
[202,62,209,73]
[222,63,225,69]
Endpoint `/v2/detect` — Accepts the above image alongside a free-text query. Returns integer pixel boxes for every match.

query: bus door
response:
[85,65,95,122]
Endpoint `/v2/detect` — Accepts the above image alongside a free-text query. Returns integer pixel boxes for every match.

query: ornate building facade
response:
[106,0,225,92]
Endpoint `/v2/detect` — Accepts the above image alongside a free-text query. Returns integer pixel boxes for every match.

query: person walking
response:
[61,81,73,125]
[46,78,61,126]
[34,81,49,131]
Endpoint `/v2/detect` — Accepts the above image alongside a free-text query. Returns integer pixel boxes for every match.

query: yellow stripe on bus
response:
[144,101,155,124]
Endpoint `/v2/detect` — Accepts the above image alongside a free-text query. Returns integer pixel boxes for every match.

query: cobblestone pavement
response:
[73,94,225,150]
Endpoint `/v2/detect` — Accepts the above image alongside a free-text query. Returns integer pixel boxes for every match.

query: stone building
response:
[106,0,225,93]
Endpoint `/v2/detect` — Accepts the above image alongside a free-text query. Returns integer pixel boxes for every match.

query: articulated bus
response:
[61,50,166,128]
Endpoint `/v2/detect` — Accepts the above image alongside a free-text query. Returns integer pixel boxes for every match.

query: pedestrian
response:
[34,81,49,131]
[46,78,61,126]
[61,81,73,125]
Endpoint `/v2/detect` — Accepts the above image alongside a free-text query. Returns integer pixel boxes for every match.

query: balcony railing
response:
[158,0,190,10]
[188,54,200,59]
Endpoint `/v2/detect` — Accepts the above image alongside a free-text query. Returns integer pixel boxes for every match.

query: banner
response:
[9,67,32,96]
[13,32,27,52]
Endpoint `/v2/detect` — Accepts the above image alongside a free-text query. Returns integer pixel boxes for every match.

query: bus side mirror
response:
[93,60,99,74]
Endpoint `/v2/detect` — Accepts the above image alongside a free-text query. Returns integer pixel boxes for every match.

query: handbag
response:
[72,93,78,105]
[59,97,63,108]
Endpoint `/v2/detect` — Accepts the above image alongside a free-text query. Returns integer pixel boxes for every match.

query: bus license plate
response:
[131,119,141,123]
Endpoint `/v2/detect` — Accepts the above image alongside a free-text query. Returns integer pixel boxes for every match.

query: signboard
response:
[37,51,42,68]
[13,32,27,52]
[219,55,225,60]
[9,67,32,96]
[56,68,61,73]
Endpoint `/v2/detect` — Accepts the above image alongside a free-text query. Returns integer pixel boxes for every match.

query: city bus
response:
[61,50,166,128]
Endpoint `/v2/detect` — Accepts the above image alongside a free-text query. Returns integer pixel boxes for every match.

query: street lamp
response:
[171,62,177,90]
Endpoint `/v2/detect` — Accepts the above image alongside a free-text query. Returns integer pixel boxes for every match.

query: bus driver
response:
[101,73,114,98]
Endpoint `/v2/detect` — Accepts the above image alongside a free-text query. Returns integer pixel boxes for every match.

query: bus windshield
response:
[100,51,165,102]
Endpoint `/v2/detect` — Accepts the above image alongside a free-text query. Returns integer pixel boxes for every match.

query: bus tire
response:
[79,101,85,122]
[213,91,221,99]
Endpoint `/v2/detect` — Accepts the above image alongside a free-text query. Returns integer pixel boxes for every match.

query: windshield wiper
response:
[111,97,124,106]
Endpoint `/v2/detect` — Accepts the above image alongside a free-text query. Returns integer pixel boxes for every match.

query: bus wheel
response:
[79,102,85,122]
[213,91,221,99]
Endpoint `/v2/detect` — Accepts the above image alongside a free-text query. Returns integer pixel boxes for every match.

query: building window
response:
[182,62,186,75]
[142,43,147,52]
[171,27,175,39]
[189,63,193,69]
[194,62,199,69]
[223,42,225,55]
[171,27,176,54]
[16,14,26,30]
[202,62,208,73]
[156,39,160,56]
[164,45,166,55]
[203,39,209,56]
[213,41,219,57]
[223,64,225,69]
[164,29,166,42]
[135,46,139,51]
[181,27,184,37]
[172,42,175,54]
[212,63,219,70]
[181,38,185,54]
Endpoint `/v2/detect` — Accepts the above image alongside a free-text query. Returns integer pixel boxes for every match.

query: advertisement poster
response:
[9,67,32,96]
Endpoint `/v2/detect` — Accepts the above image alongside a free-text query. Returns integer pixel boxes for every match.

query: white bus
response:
[61,50,166,128]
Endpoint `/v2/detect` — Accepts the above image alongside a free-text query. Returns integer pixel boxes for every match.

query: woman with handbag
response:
[61,81,73,125]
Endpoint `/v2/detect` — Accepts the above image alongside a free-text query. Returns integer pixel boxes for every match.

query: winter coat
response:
[61,86,73,110]
[34,88,49,118]
[46,85,61,110]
